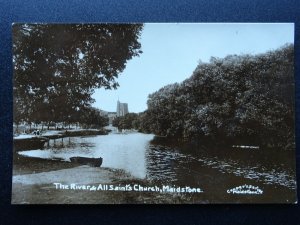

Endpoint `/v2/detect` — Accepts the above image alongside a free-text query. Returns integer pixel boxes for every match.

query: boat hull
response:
[69,157,103,167]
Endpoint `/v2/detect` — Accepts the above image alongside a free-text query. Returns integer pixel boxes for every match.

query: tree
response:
[80,107,109,129]
[142,44,295,150]
[112,113,138,130]
[13,24,143,125]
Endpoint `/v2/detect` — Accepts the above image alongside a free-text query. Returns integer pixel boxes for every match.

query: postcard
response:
[12,23,297,204]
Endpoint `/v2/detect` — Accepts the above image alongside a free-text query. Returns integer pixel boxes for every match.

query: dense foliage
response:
[112,113,139,130]
[140,44,295,150]
[13,24,143,128]
[80,107,109,129]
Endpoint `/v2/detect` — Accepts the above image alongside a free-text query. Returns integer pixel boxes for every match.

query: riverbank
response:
[12,154,297,204]
[12,132,297,204]
[12,155,129,203]
[12,156,191,204]
[14,128,109,140]
[13,129,110,151]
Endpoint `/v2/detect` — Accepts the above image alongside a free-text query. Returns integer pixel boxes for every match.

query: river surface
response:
[18,129,297,203]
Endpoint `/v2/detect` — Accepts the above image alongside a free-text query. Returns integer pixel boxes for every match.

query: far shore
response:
[14,128,110,139]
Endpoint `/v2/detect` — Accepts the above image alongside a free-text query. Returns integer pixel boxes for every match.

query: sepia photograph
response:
[12,23,297,204]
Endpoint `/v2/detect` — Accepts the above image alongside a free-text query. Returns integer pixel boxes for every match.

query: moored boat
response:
[69,156,103,167]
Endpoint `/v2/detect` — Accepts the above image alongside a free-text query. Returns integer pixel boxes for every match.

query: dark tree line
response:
[138,44,295,150]
[112,113,139,130]
[13,24,143,129]
[80,107,109,129]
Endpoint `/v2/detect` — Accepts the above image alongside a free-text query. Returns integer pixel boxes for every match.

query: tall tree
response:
[13,23,143,124]
[143,44,295,150]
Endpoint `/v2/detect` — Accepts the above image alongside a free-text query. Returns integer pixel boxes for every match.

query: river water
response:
[18,130,297,203]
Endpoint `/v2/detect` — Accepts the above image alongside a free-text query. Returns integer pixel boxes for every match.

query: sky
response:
[92,23,294,113]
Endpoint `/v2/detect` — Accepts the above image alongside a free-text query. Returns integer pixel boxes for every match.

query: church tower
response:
[116,100,129,117]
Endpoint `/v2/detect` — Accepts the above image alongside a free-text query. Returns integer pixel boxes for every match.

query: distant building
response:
[117,100,129,117]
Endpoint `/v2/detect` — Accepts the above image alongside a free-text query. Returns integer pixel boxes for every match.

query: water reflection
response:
[19,132,296,190]
[146,144,296,189]
[20,133,154,179]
